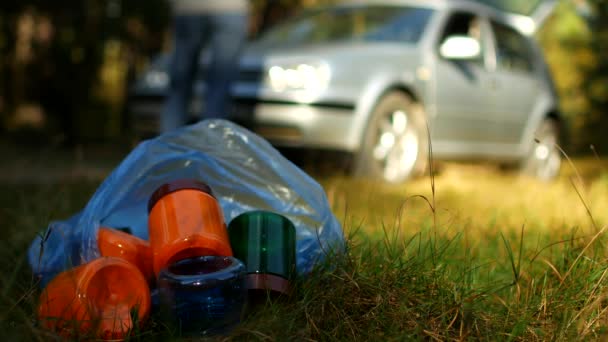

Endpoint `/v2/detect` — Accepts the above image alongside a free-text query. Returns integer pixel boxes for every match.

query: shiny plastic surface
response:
[38,256,151,340]
[228,211,296,294]
[148,185,232,276]
[28,119,345,285]
[158,256,246,336]
[148,179,214,211]
[97,227,154,283]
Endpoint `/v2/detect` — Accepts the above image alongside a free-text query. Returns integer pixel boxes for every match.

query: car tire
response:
[353,91,429,183]
[520,118,561,181]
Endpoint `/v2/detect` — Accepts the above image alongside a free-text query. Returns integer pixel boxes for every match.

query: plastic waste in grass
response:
[147,179,233,276]
[97,227,154,283]
[158,255,247,336]
[37,256,151,340]
[38,183,301,339]
[31,120,345,339]
[29,120,344,284]
[228,210,297,295]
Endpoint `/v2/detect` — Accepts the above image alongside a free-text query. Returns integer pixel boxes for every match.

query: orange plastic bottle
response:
[148,180,232,276]
[97,227,154,283]
[38,256,151,340]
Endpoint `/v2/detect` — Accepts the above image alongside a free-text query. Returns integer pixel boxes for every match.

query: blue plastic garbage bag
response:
[28,120,345,286]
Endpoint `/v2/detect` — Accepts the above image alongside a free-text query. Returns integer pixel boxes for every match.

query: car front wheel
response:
[353,91,428,183]
[520,118,561,181]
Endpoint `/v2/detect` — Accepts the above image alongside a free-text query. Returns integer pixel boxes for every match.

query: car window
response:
[490,21,535,74]
[438,12,485,66]
[257,5,434,46]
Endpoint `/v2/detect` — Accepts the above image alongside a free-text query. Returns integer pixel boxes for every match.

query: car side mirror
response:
[439,35,481,60]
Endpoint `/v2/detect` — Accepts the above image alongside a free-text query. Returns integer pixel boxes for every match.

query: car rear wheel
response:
[520,118,561,181]
[353,91,428,183]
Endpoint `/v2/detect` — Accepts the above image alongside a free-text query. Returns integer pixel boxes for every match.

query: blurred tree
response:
[538,0,608,154]
[0,0,169,142]
[0,0,337,141]
[578,0,608,154]
[538,0,592,152]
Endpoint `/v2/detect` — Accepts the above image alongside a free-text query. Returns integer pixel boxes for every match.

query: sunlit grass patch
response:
[308,161,608,340]
[324,161,608,238]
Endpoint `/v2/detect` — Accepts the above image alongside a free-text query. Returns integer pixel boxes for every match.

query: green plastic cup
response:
[228,211,296,295]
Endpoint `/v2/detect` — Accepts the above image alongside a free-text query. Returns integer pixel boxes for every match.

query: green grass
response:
[2,152,608,340]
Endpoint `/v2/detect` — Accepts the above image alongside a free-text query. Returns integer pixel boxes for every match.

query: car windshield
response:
[257,5,434,46]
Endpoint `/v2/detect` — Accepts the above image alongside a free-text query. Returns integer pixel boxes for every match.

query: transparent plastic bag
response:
[28,120,345,285]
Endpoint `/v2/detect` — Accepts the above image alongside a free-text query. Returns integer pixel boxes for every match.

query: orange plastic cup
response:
[148,180,233,277]
[98,227,154,283]
[38,256,151,340]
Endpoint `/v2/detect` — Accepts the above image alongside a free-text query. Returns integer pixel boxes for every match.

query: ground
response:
[2,139,608,340]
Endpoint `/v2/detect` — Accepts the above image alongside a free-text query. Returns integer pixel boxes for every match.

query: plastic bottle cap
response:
[148,179,214,213]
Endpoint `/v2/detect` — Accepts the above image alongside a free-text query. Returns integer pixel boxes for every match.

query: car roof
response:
[333,0,538,35]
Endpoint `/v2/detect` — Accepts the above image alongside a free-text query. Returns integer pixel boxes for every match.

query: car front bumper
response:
[232,100,359,152]
[129,96,360,151]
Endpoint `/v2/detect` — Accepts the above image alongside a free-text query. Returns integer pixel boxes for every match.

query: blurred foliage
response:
[0,0,171,143]
[537,0,606,154]
[0,0,325,143]
[0,0,607,154]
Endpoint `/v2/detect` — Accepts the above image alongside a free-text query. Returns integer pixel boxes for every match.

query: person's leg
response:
[161,15,205,132]
[202,13,248,119]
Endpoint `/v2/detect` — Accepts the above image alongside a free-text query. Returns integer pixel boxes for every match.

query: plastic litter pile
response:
[28,120,345,339]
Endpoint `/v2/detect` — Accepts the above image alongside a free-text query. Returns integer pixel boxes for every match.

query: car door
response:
[432,11,496,145]
[486,20,541,145]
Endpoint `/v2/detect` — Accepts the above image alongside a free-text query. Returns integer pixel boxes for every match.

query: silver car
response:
[130,0,562,183]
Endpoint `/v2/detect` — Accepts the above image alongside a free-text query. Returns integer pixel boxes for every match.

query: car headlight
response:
[266,62,331,92]
[144,70,169,88]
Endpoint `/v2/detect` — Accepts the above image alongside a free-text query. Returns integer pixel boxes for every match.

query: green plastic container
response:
[228,211,296,294]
